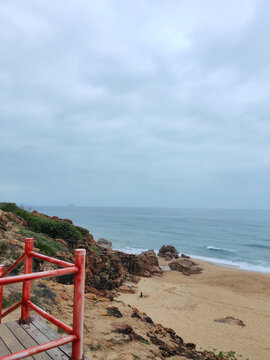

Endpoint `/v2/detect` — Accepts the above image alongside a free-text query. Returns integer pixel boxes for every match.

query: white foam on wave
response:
[190,254,270,274]
[113,246,157,255]
[206,246,236,252]
[113,247,270,274]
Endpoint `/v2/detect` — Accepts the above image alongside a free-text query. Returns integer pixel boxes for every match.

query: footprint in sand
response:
[165,287,183,296]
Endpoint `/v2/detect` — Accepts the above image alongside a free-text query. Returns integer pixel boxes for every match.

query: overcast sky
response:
[1,0,270,209]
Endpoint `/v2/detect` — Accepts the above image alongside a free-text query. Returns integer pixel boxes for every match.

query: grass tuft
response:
[17,226,64,256]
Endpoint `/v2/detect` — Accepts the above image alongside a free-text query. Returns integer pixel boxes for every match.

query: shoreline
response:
[166,255,270,276]
[119,257,270,360]
[189,255,270,275]
[114,247,270,275]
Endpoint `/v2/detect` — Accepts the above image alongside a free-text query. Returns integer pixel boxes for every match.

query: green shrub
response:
[18,227,64,256]
[88,246,101,256]
[33,288,43,297]
[0,203,19,213]
[30,295,41,307]
[2,203,82,248]
[206,349,246,360]
[89,344,101,351]
[2,292,21,309]
[2,298,10,308]
[21,210,81,246]
[76,226,89,237]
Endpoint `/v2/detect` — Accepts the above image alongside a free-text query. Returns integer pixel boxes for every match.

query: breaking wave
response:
[206,246,236,253]
[246,244,270,249]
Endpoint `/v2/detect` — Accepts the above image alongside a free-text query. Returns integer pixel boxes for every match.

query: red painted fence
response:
[0,238,86,360]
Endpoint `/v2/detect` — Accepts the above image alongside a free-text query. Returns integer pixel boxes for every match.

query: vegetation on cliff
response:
[0,203,82,248]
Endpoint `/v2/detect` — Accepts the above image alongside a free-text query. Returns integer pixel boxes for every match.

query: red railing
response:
[0,238,86,360]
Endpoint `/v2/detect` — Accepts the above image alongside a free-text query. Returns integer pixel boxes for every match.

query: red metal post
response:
[0,264,4,324]
[71,249,86,360]
[20,238,33,322]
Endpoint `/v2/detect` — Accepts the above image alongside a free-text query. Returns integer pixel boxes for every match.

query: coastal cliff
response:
[0,203,162,292]
[0,203,222,359]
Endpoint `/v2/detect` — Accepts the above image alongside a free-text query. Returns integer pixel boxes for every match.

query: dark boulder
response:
[169,258,203,276]
[97,238,112,249]
[158,245,179,260]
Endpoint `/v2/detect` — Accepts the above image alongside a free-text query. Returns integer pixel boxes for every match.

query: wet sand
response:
[119,258,270,360]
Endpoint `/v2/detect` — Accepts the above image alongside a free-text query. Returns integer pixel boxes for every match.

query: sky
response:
[0,0,270,209]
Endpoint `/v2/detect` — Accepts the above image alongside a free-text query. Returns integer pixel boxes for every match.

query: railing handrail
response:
[0,266,78,287]
[0,237,86,360]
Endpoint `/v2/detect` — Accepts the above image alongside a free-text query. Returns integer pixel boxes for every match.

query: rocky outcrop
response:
[169,258,203,276]
[180,253,190,259]
[86,248,162,291]
[138,250,162,277]
[23,209,163,288]
[0,209,27,269]
[158,245,179,260]
[97,238,112,249]
[1,205,163,293]
[214,316,246,327]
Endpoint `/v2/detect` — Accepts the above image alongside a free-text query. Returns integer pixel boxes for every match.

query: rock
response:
[118,284,137,294]
[107,307,123,318]
[158,245,179,260]
[147,334,165,346]
[132,332,149,343]
[126,275,140,283]
[180,253,190,259]
[86,242,161,293]
[143,270,151,277]
[169,258,203,275]
[138,250,163,276]
[214,316,246,327]
[104,333,131,345]
[145,315,153,324]
[111,321,133,334]
[86,248,162,292]
[85,293,97,300]
[131,310,142,320]
[63,218,73,224]
[97,238,112,249]
[55,238,67,246]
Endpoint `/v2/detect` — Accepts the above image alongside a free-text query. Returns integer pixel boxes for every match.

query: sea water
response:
[34,206,270,274]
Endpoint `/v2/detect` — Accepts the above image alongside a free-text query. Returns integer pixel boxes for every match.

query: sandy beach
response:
[119,258,270,360]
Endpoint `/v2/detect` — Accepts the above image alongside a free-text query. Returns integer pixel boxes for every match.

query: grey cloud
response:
[0,0,269,208]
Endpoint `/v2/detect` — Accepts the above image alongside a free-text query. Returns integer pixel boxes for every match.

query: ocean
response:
[34,206,270,274]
